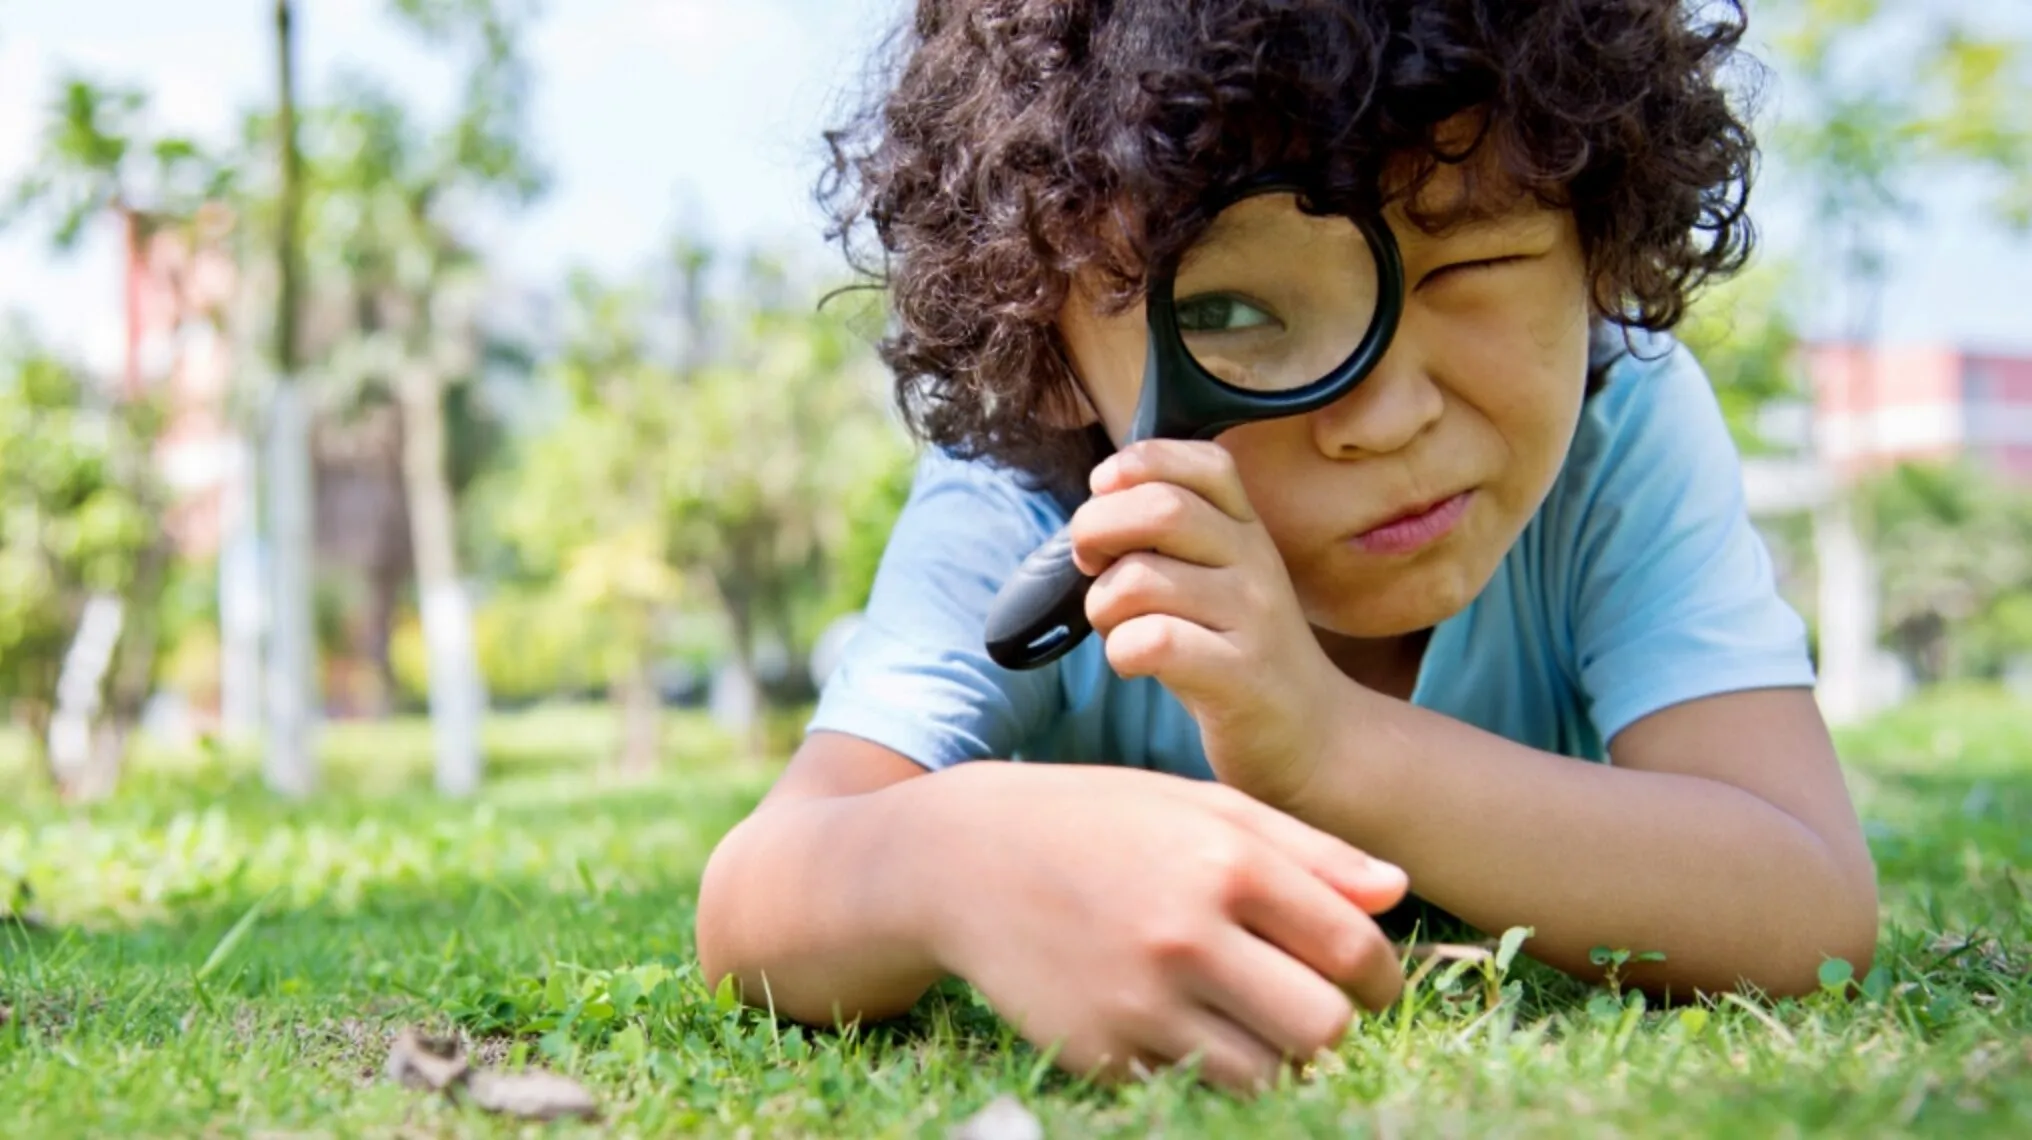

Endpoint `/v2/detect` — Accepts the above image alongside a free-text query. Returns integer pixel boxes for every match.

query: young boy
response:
[696,0,1880,1094]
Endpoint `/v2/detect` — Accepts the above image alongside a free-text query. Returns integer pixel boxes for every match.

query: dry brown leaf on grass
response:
[383,1027,599,1122]
[384,1030,469,1091]
[467,1068,601,1121]
[949,1094,1044,1140]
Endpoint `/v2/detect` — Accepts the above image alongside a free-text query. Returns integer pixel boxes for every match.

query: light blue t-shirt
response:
[808,332,1817,777]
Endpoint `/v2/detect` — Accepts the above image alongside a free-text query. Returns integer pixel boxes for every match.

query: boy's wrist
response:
[1270,672,1401,826]
[878,763,999,977]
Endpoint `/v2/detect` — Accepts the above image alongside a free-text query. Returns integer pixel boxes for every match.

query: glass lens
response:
[1173,193,1380,393]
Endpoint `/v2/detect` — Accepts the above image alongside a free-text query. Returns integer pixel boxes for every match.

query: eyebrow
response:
[1399,178,1555,235]
[1405,202,1560,246]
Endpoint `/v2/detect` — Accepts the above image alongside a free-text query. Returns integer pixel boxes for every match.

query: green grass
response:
[2,690,2027,1137]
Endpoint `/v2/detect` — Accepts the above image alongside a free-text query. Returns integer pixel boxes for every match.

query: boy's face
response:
[1056,160,1592,642]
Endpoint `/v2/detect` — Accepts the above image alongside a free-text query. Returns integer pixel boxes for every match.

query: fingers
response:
[1188,925,1358,1062]
[1069,478,1244,577]
[1093,440,1256,525]
[1192,781,1411,916]
[1087,552,1237,638]
[1101,613,1240,688]
[1136,1005,1287,1095]
[1226,851,1406,1015]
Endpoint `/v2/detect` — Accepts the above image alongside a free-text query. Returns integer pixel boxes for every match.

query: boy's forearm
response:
[1281,692,1878,996]
[695,784,950,1025]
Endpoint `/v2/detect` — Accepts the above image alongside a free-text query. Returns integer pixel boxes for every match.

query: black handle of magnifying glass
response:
[984,525,1093,670]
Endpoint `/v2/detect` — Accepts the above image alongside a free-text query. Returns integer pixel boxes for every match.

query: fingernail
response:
[1362,858,1408,889]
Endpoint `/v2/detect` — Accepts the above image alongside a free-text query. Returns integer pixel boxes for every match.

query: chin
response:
[1307,561,1484,639]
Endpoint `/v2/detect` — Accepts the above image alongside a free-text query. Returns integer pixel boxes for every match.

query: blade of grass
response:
[195,888,279,984]
[1718,991,1798,1046]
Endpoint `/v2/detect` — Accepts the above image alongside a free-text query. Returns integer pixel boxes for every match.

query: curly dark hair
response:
[819,0,1762,499]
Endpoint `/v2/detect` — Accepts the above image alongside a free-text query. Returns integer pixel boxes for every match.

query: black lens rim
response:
[1137,178,1406,442]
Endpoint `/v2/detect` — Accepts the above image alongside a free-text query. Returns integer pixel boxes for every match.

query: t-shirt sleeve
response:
[1564,338,1818,748]
[805,449,1067,769]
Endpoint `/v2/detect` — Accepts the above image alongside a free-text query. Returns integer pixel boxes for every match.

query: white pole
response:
[263,378,317,796]
[1813,496,1881,726]
[219,436,265,741]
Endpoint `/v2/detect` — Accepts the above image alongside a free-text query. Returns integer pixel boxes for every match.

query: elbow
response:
[1761,859,1883,999]
[1822,867,1883,990]
[691,815,755,992]
[1646,850,1880,1001]
[1816,847,1883,990]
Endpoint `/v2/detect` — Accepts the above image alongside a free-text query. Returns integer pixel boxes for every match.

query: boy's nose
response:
[1306,337,1444,459]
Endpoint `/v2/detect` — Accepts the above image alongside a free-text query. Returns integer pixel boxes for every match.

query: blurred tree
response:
[1679,259,1808,456]
[262,0,319,797]
[1766,0,2030,343]
[664,255,906,720]
[0,77,231,394]
[1755,2,2031,704]
[497,247,904,770]
[0,77,230,797]
[824,449,917,623]
[497,272,686,774]
[0,332,166,798]
[270,0,546,794]
[1856,459,2032,683]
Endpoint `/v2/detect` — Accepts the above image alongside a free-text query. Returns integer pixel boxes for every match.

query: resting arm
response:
[694,732,949,1024]
[1275,685,1879,996]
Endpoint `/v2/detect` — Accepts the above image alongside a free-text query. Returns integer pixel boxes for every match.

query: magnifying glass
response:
[984,178,1406,671]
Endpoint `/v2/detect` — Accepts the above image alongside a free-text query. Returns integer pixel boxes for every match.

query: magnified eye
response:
[1175,293,1280,334]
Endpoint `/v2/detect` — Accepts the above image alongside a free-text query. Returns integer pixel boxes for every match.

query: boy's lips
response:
[1348,490,1475,555]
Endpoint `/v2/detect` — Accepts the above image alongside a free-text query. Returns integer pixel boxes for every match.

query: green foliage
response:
[824,447,917,620]
[228,0,545,485]
[1766,0,2032,331]
[1679,260,1808,455]
[0,76,230,250]
[488,274,687,688]
[494,248,910,693]
[1856,460,2032,682]
[0,336,164,740]
[383,0,547,203]
[660,260,910,663]
[388,586,609,707]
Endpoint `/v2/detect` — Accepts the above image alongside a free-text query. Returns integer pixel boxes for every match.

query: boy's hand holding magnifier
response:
[988,175,1403,810]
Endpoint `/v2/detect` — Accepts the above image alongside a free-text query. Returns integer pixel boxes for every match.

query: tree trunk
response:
[71,526,176,802]
[363,556,406,715]
[46,595,124,800]
[19,698,54,789]
[715,559,767,765]
[396,366,484,796]
[265,0,318,798]
[615,642,662,778]
[218,464,265,741]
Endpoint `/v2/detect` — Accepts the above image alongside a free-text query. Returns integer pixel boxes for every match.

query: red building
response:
[1809,343,2032,481]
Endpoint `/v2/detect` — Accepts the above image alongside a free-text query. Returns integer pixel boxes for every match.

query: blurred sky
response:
[1,0,2028,380]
